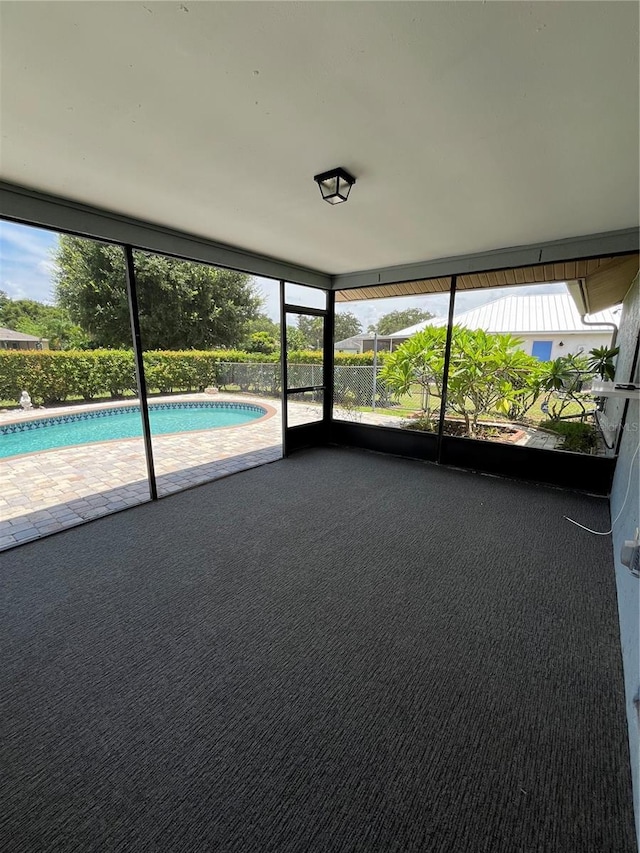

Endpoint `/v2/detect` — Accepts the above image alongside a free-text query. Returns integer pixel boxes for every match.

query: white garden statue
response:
[19,390,33,410]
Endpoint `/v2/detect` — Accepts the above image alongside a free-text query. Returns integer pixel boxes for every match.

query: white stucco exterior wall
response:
[515,332,613,360]
[608,273,640,844]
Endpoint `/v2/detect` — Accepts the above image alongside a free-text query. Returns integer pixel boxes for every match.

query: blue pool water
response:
[0,402,267,459]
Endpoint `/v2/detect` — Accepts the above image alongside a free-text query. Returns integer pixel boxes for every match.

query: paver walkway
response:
[0,395,577,551]
[1,393,316,551]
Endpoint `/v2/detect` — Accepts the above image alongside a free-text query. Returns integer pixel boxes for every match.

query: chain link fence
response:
[333,365,392,407]
[217,362,280,396]
[217,362,392,408]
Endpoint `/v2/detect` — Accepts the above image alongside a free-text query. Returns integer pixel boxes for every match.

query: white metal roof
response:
[334,333,395,348]
[334,334,366,349]
[389,293,619,337]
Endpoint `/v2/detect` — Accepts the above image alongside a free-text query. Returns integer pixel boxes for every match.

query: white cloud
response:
[0,222,58,303]
[0,221,54,261]
[38,259,57,275]
[1,280,30,301]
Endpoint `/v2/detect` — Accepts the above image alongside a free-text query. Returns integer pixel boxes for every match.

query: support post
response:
[372,331,378,411]
[123,245,157,500]
[279,280,288,456]
[323,289,335,423]
[436,276,457,464]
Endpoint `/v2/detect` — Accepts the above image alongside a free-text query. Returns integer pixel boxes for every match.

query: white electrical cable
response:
[564,440,640,535]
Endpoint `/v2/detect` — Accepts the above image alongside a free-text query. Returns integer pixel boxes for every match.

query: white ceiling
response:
[1,1,638,276]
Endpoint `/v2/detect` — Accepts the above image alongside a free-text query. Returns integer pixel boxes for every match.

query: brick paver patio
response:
[0,393,323,551]
[0,392,565,551]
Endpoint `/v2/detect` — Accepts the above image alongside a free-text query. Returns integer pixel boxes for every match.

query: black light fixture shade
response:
[313,167,356,205]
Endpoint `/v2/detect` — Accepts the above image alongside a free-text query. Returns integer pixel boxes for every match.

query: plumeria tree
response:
[446,329,543,435]
[587,345,619,381]
[539,353,591,420]
[380,326,543,436]
[379,326,447,420]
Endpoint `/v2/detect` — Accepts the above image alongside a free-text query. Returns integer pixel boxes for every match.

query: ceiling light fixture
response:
[313,167,356,205]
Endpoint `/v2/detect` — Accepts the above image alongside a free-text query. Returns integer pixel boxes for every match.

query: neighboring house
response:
[334,333,395,353]
[0,327,49,350]
[334,334,367,353]
[387,293,619,361]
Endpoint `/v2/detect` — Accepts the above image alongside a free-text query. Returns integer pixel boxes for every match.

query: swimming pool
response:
[0,401,269,459]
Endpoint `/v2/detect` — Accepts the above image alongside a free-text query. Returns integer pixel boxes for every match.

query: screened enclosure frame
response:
[327,274,620,493]
[2,180,638,498]
[280,282,334,456]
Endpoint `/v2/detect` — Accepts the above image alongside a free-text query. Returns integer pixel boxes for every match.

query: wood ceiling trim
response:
[583,255,640,313]
[335,255,637,302]
[335,277,451,301]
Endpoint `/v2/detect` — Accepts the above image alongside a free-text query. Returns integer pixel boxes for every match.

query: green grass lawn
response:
[3,383,592,427]
[0,390,139,411]
[357,387,590,425]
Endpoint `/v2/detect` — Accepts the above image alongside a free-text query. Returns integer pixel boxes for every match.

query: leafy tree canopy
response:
[244,331,279,355]
[368,308,434,336]
[241,314,334,352]
[243,313,280,341]
[285,326,307,351]
[54,237,261,350]
[298,311,362,348]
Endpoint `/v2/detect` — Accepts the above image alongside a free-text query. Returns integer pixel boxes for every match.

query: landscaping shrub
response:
[95,350,137,398]
[144,351,202,393]
[539,419,598,454]
[301,351,383,366]
[0,348,371,406]
[0,350,81,404]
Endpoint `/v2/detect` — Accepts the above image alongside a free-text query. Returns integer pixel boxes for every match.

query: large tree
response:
[241,315,311,352]
[54,237,261,350]
[297,310,362,348]
[285,326,307,351]
[368,308,434,336]
[242,313,280,342]
[334,311,363,342]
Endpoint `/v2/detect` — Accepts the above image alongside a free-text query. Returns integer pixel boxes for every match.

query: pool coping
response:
[0,396,277,461]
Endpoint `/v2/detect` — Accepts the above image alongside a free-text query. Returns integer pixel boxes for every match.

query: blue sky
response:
[0,221,59,303]
[0,220,566,328]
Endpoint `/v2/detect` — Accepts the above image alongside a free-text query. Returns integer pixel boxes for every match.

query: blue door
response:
[532,340,553,361]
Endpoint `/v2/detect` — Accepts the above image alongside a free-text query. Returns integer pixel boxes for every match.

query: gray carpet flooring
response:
[0,448,636,852]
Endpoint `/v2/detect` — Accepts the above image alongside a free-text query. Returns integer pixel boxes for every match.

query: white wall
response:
[609,273,640,843]
[388,331,613,361]
[516,332,612,361]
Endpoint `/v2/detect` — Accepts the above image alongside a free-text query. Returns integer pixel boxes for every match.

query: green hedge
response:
[0,350,136,405]
[0,349,377,405]
[288,351,382,366]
